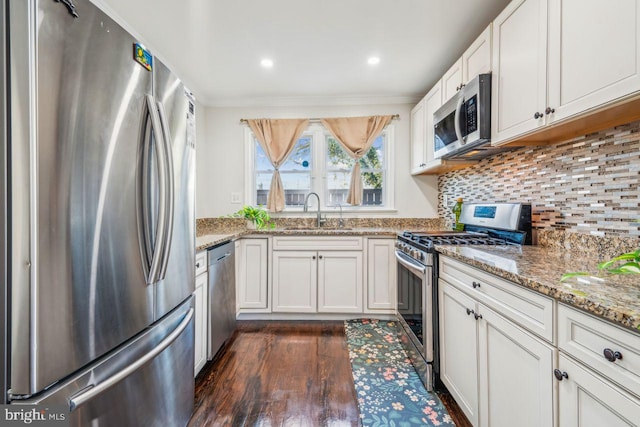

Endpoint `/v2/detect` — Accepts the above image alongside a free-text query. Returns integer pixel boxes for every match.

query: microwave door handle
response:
[454,94,465,145]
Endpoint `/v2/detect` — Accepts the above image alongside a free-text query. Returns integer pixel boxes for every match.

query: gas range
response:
[394,203,532,391]
[395,230,511,264]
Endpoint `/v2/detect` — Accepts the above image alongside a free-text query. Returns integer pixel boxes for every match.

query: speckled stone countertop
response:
[196,227,403,252]
[435,244,640,333]
[195,217,447,252]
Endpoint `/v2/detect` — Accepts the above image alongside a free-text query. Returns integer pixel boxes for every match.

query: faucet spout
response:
[303,192,325,227]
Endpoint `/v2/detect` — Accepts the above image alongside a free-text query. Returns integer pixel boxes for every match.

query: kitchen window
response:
[245,123,394,211]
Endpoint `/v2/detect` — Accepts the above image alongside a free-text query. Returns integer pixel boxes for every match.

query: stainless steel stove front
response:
[395,250,434,391]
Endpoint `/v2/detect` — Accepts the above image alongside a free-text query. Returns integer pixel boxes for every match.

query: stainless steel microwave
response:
[433,73,491,159]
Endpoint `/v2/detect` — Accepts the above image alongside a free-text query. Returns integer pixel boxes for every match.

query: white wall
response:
[196,104,438,218]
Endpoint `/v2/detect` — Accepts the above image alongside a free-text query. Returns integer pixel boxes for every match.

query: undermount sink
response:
[281,227,353,231]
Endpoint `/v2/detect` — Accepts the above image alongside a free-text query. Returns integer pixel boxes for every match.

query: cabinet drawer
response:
[272,236,363,251]
[439,256,554,343]
[195,251,207,276]
[558,304,640,398]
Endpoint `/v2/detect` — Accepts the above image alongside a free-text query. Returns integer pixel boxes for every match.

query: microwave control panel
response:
[465,95,478,135]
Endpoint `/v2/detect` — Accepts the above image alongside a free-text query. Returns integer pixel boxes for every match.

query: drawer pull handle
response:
[472,281,481,289]
[474,313,483,320]
[603,348,623,362]
[553,369,568,381]
[466,308,475,316]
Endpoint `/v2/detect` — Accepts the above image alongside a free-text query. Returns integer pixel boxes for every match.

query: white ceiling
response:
[95,0,511,107]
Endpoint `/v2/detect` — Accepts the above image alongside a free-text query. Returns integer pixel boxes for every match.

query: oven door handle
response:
[395,250,427,277]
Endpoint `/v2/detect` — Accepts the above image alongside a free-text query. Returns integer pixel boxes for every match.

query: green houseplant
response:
[561,249,640,281]
[561,219,640,281]
[232,205,275,230]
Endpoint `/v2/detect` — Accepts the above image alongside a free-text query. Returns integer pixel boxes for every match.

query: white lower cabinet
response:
[440,277,555,427]
[272,251,317,313]
[478,304,555,427]
[318,251,363,313]
[272,249,363,313]
[440,255,640,427]
[238,235,395,317]
[365,238,396,313]
[193,251,208,376]
[236,238,269,311]
[557,353,640,426]
[439,281,480,426]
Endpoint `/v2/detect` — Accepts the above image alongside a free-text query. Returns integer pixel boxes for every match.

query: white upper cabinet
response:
[410,100,427,173]
[492,0,640,145]
[547,0,640,122]
[410,80,443,175]
[443,25,493,104]
[442,59,464,103]
[492,0,548,143]
[462,25,493,84]
[424,82,443,164]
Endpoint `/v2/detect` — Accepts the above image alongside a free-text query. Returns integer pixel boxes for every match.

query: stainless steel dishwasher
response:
[207,241,236,359]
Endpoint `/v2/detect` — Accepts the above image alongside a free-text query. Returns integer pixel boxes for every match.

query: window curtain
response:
[247,118,309,212]
[320,115,393,205]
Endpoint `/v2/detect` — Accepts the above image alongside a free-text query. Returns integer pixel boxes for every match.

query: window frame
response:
[244,123,395,212]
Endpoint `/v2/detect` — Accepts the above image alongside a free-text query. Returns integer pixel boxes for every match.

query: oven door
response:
[395,250,433,362]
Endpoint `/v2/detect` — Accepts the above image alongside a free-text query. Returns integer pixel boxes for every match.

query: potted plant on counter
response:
[232,205,275,230]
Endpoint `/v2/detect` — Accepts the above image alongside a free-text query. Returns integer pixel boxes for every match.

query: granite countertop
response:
[196,233,243,251]
[436,245,640,333]
[196,227,400,252]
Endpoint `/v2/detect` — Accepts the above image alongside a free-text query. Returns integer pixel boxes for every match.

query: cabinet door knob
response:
[534,112,543,119]
[474,313,483,320]
[460,83,466,89]
[545,107,555,115]
[455,85,460,91]
[603,348,623,362]
[318,255,323,259]
[472,281,481,289]
[466,308,475,316]
[553,369,569,381]
[196,262,200,268]
[312,255,316,260]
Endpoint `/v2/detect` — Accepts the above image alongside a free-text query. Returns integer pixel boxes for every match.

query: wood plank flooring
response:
[189,321,470,427]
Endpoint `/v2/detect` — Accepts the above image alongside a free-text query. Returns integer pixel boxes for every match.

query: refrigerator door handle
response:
[156,101,175,281]
[68,307,194,412]
[145,95,168,284]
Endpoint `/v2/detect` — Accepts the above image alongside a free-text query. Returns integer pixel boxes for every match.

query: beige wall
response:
[195,103,438,218]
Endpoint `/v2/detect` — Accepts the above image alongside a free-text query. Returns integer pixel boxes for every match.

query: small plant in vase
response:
[232,205,275,230]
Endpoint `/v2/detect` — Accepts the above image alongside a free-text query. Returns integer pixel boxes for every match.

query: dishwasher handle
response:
[215,252,232,262]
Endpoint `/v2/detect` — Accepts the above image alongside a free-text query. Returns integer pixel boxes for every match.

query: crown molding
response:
[202,94,422,108]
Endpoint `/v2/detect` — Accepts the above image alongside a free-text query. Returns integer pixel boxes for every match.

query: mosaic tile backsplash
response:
[438,120,640,238]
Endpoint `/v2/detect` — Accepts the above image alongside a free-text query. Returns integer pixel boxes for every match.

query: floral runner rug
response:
[345,319,455,426]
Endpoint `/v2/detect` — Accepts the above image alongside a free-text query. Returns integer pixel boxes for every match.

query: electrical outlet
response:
[443,194,448,207]
[231,192,241,204]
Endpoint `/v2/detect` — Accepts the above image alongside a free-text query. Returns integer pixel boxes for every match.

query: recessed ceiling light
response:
[260,58,274,68]
[367,56,380,66]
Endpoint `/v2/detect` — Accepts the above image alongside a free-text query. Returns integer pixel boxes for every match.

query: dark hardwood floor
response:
[189,321,470,427]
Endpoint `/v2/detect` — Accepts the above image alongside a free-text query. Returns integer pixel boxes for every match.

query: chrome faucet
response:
[303,192,326,227]
[337,204,344,228]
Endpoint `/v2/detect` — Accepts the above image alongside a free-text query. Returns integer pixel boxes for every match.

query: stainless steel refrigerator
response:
[2,0,196,425]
